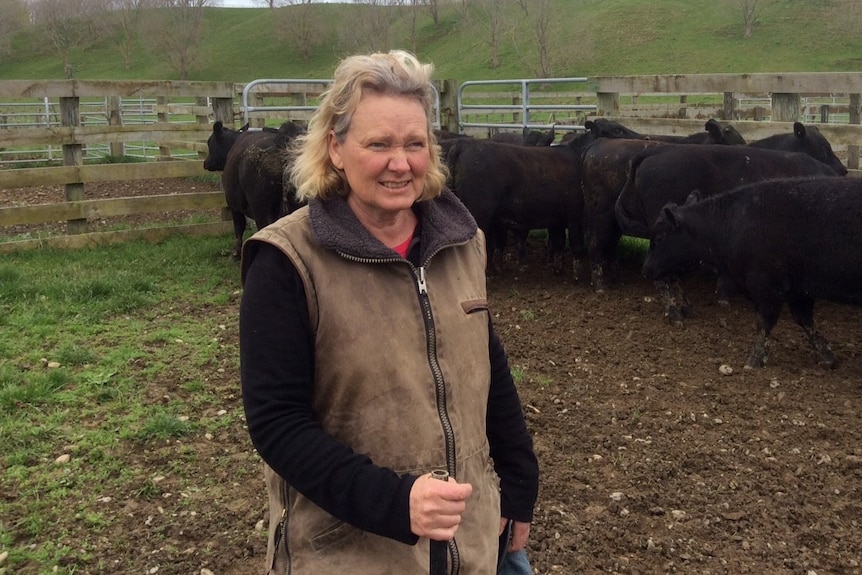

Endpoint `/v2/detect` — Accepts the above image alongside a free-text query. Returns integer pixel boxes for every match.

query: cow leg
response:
[715,274,738,306]
[485,225,506,277]
[548,227,567,275]
[230,210,247,259]
[586,219,621,293]
[788,296,837,368]
[511,228,529,265]
[590,264,606,293]
[656,277,689,326]
[745,300,783,369]
[566,221,585,284]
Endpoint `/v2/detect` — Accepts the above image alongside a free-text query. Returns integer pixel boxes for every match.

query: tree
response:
[532,0,553,77]
[467,0,511,68]
[106,0,153,70]
[743,0,757,38]
[0,0,29,56]
[29,0,108,78]
[402,0,423,53]
[427,0,438,27]
[274,0,324,60]
[338,0,399,54]
[149,0,210,80]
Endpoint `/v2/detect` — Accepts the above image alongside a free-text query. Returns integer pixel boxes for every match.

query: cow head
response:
[704,119,746,145]
[642,199,702,281]
[204,121,244,172]
[793,122,848,176]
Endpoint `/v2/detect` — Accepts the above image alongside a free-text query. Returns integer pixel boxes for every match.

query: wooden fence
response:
[1,73,860,254]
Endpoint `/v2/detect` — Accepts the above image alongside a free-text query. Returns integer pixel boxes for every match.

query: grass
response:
[0,234,241,571]
[0,0,860,83]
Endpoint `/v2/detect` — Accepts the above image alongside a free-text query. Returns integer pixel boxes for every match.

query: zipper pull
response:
[416,266,428,295]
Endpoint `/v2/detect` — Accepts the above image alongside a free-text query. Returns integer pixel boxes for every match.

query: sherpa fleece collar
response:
[308,189,477,264]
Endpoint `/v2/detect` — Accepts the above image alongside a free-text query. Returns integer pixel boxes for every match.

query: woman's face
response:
[328,92,430,221]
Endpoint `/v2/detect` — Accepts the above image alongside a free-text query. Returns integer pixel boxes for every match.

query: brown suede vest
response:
[246,199,500,575]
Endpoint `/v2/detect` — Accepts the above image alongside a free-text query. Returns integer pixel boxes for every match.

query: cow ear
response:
[662,204,681,230]
[794,122,806,139]
[704,118,719,135]
[684,190,701,205]
[585,120,595,135]
[213,121,223,133]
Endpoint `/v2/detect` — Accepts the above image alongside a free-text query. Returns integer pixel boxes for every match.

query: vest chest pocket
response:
[461,298,489,314]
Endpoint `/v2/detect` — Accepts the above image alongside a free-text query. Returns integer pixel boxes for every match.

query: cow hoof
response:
[716,298,730,307]
[666,308,685,327]
[744,356,765,369]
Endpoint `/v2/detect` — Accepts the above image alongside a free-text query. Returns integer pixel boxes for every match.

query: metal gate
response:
[457,77,597,137]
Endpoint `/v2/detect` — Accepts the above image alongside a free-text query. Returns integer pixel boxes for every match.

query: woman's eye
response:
[406,142,426,151]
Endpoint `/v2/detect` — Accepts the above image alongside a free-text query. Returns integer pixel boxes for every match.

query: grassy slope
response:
[0,0,860,82]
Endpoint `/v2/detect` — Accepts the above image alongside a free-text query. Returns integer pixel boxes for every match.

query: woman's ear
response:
[328,130,344,170]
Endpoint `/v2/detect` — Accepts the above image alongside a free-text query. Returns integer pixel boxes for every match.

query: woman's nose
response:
[388,148,410,171]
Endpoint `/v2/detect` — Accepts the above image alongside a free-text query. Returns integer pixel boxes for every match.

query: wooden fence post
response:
[253,93,265,129]
[195,97,209,161]
[436,79,458,133]
[771,93,801,122]
[157,96,171,160]
[597,92,620,116]
[60,96,87,235]
[211,97,234,127]
[722,92,736,121]
[108,96,124,157]
[846,94,861,171]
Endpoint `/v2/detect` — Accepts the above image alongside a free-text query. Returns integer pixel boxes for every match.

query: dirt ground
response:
[3,179,862,575]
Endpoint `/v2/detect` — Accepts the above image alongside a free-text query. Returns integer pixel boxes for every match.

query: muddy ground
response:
[2,179,861,575]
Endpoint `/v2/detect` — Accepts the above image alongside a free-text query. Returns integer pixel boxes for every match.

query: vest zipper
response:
[415,264,461,575]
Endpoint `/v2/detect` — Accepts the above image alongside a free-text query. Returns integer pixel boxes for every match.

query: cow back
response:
[615,143,838,238]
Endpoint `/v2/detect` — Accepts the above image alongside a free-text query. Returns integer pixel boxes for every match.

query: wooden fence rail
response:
[1,73,860,254]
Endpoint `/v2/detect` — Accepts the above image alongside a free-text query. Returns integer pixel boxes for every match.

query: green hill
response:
[1,0,861,82]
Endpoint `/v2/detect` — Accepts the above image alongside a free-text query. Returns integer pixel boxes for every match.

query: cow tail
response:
[614,154,653,238]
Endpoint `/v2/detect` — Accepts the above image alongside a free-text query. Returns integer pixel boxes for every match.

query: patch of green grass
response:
[1,0,860,82]
[134,409,194,442]
[0,234,241,572]
[510,365,526,384]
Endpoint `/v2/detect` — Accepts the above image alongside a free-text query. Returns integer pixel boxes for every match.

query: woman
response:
[239,50,539,575]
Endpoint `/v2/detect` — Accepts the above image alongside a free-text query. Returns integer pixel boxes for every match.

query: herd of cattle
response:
[203,116,861,369]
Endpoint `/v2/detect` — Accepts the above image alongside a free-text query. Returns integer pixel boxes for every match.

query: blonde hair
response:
[289,50,448,202]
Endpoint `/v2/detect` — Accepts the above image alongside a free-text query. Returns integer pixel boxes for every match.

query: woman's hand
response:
[499,518,531,552]
[409,473,473,541]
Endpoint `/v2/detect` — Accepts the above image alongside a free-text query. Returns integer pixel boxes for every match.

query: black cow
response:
[643,177,862,368]
[447,135,590,278]
[748,121,848,176]
[581,119,745,292]
[615,144,839,323]
[203,121,305,258]
[446,118,643,278]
